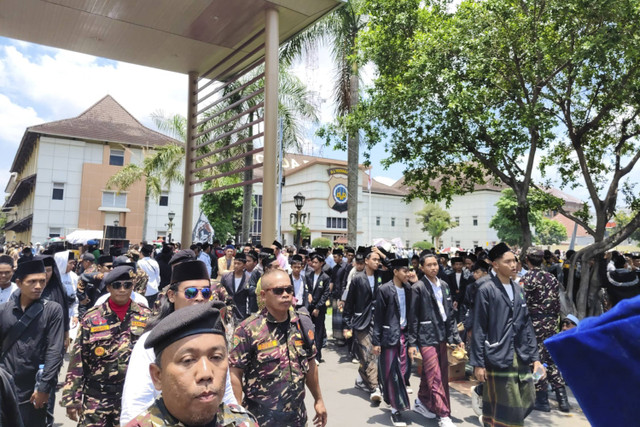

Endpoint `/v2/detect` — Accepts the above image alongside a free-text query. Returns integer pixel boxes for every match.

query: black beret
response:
[439,253,449,260]
[451,257,463,264]
[291,254,303,263]
[297,249,308,255]
[113,255,135,268]
[234,252,247,262]
[260,247,274,256]
[345,246,355,254]
[389,258,410,270]
[105,265,135,285]
[98,255,113,265]
[471,262,489,273]
[246,250,259,261]
[333,248,344,256]
[81,253,95,262]
[169,249,196,266]
[310,253,325,263]
[145,301,226,356]
[15,259,45,279]
[171,260,210,284]
[314,247,329,257]
[272,240,283,249]
[488,242,511,261]
[41,256,55,267]
[261,254,278,268]
[0,255,14,268]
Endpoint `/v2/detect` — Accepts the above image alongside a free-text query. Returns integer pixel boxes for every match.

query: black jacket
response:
[408,276,461,348]
[220,271,251,321]
[470,275,539,369]
[463,274,492,330]
[372,281,411,347]
[306,271,331,313]
[445,271,472,305]
[0,293,64,401]
[290,273,308,308]
[0,366,23,427]
[344,270,382,331]
[331,265,347,299]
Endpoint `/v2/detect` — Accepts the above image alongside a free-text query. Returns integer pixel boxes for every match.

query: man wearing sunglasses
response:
[61,265,151,426]
[230,269,328,427]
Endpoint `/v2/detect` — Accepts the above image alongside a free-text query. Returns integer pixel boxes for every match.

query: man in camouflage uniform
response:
[521,250,570,413]
[126,302,257,427]
[60,265,151,426]
[229,269,327,427]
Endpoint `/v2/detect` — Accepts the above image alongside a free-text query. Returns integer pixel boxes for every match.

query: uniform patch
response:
[90,325,110,333]
[131,321,146,327]
[94,346,106,356]
[294,340,304,347]
[91,317,107,326]
[257,340,278,351]
[308,330,314,341]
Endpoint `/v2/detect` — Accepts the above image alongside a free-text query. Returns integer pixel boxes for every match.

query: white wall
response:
[438,190,501,249]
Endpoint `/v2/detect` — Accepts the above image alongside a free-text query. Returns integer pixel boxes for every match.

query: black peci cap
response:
[389,258,410,270]
[488,242,511,262]
[15,259,45,279]
[105,265,135,285]
[170,260,210,284]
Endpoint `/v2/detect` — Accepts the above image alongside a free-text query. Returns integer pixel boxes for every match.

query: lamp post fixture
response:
[289,192,309,247]
[167,210,175,243]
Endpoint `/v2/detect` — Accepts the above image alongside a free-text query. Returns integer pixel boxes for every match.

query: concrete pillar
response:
[181,71,198,246]
[262,7,279,245]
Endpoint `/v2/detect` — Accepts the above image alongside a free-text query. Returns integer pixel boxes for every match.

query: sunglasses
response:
[183,287,212,300]
[110,281,134,290]
[267,286,295,295]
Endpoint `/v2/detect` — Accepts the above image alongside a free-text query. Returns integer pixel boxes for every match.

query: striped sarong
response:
[483,353,534,427]
[379,335,410,411]
[417,342,451,417]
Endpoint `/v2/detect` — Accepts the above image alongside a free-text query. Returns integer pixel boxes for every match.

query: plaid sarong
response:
[482,353,534,427]
[379,336,410,411]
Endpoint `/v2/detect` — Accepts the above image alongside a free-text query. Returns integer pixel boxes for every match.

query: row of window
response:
[374,217,412,227]
[453,216,479,226]
[51,183,169,207]
[326,217,347,229]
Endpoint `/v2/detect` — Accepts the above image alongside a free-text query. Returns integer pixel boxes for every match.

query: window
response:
[49,227,62,238]
[326,217,347,229]
[455,241,461,247]
[52,183,64,200]
[473,241,479,247]
[472,216,478,226]
[251,195,263,236]
[109,148,125,166]
[159,191,169,206]
[376,216,381,226]
[391,217,396,227]
[102,191,127,208]
[405,218,410,227]
[454,216,460,226]
[406,240,410,248]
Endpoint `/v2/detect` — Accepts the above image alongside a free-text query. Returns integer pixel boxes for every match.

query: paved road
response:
[52,323,591,426]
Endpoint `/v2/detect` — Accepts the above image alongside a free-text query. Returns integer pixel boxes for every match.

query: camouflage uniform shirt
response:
[126,398,257,427]
[60,299,151,420]
[229,307,316,426]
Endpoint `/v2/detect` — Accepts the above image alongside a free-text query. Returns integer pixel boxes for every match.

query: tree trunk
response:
[347,65,360,247]
[142,193,150,242]
[514,189,533,255]
[575,250,595,318]
[241,113,254,244]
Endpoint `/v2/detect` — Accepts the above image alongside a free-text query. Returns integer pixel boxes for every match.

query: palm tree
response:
[280,0,367,246]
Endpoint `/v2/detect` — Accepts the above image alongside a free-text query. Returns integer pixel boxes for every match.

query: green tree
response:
[415,203,456,248]
[311,237,333,248]
[338,0,640,317]
[612,212,640,244]
[283,0,367,247]
[199,180,243,242]
[413,241,434,251]
[536,218,568,246]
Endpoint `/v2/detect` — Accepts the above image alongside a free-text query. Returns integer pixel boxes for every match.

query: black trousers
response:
[312,309,326,361]
[19,401,47,427]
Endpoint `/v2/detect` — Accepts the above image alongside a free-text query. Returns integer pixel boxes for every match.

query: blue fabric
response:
[545,295,640,427]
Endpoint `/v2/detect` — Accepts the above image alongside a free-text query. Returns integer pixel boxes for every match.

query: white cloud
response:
[0,93,44,145]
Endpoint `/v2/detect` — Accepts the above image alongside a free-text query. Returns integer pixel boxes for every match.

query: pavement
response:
[52,316,591,427]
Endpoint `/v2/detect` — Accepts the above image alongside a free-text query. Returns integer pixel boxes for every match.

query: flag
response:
[367,167,373,191]
[192,211,214,244]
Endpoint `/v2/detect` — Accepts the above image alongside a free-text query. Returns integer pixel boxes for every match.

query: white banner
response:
[192,211,214,244]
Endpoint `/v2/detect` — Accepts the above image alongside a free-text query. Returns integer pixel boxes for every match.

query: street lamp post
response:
[167,211,175,243]
[289,192,309,248]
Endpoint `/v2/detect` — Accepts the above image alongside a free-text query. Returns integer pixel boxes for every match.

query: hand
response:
[66,407,80,421]
[533,361,547,381]
[30,390,49,409]
[372,346,381,355]
[409,347,418,360]
[64,336,70,352]
[337,300,344,310]
[312,309,319,317]
[71,316,78,328]
[313,398,328,427]
[474,367,487,383]
[308,294,313,304]
[458,342,465,350]
[453,301,458,310]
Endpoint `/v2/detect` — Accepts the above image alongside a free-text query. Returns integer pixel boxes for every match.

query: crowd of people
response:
[0,237,638,426]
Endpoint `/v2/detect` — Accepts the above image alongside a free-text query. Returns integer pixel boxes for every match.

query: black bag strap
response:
[295,307,316,352]
[1,300,46,361]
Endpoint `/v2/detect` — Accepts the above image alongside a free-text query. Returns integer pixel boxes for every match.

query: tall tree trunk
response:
[241,113,254,244]
[514,189,533,255]
[347,65,360,247]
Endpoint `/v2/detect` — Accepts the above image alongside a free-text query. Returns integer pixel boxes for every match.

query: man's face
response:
[82,260,92,270]
[225,249,234,258]
[233,260,245,274]
[472,269,487,281]
[394,267,408,283]
[406,269,418,283]
[291,262,302,276]
[310,258,323,273]
[17,273,46,302]
[365,254,381,272]
[44,266,53,284]
[66,259,76,273]
[245,257,256,271]
[411,258,419,269]
[107,280,134,306]
[452,261,464,273]
[261,271,293,315]
[151,334,227,426]
[465,258,473,270]
[492,251,517,279]
[346,253,355,264]
[355,260,365,272]
[421,256,440,280]
[271,245,280,255]
[99,263,113,273]
[169,280,211,311]
[243,246,251,254]
[0,264,13,286]
[333,254,343,265]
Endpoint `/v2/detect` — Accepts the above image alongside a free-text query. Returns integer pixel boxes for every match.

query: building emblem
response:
[327,168,348,213]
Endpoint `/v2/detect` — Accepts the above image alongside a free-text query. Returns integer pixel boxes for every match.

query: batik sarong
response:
[482,353,534,427]
[379,342,410,411]
[417,342,450,417]
[354,325,378,391]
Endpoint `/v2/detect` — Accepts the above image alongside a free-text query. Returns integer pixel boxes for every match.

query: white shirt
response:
[234,276,243,292]
[367,274,375,293]
[198,252,212,276]
[120,332,237,425]
[292,274,304,304]
[0,283,18,304]
[60,271,79,317]
[138,257,161,296]
[94,292,149,308]
[396,286,407,328]
[455,272,462,287]
[426,277,447,321]
[313,273,320,289]
[502,283,514,302]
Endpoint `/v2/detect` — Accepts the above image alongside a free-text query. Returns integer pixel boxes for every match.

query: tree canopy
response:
[415,203,456,247]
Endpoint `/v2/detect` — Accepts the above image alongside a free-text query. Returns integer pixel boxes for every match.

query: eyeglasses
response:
[267,286,295,296]
[183,287,212,300]
[103,264,114,269]
[110,281,134,290]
